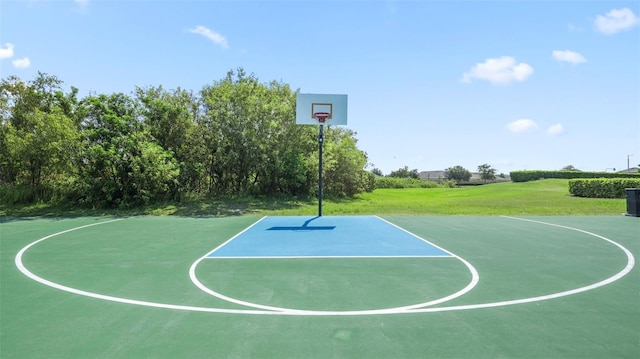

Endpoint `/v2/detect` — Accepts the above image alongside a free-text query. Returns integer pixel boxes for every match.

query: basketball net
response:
[313,112,330,123]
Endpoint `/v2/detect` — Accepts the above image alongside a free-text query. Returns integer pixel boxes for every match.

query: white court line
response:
[374,216,456,256]
[189,216,480,314]
[204,255,453,259]
[406,216,637,313]
[14,216,635,316]
[203,216,267,257]
[13,218,286,315]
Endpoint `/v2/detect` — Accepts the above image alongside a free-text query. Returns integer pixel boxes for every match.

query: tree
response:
[477,163,496,183]
[200,69,310,195]
[79,93,179,207]
[321,127,372,197]
[561,165,579,171]
[444,165,471,184]
[388,166,419,178]
[371,168,383,176]
[0,73,82,202]
[136,85,205,196]
[1,69,375,206]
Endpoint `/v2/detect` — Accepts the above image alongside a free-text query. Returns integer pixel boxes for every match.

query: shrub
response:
[511,170,640,182]
[569,178,640,198]
[374,177,451,189]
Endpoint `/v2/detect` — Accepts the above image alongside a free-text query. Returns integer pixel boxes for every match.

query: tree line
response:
[0,69,374,208]
[376,164,500,184]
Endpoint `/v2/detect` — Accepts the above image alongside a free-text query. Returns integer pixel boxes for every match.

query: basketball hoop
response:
[313,112,330,123]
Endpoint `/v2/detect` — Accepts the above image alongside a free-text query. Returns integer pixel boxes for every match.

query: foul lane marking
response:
[189,215,480,314]
[14,216,636,316]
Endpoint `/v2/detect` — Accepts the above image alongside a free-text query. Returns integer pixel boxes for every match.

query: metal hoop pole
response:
[318,124,324,217]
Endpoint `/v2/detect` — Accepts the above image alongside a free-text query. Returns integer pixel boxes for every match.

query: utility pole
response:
[628,154,634,172]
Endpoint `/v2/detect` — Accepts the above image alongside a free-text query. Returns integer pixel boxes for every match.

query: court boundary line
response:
[13,216,635,316]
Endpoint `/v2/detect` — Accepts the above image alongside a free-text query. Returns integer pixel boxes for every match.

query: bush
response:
[568,178,640,198]
[511,170,640,182]
[374,177,454,189]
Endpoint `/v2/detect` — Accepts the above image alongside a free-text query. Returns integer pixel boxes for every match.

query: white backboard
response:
[296,93,348,125]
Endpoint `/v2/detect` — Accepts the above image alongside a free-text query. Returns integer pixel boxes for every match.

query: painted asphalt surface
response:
[207,216,453,258]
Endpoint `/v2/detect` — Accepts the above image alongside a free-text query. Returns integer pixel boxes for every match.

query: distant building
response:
[418,170,510,183]
[418,170,446,181]
[617,167,639,173]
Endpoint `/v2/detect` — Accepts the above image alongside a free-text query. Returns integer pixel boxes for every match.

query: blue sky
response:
[1,0,639,174]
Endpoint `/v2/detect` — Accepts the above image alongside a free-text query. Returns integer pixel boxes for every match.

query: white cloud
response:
[507,119,538,133]
[0,43,15,59]
[12,57,31,69]
[189,25,229,49]
[462,56,533,85]
[595,8,640,34]
[547,123,565,136]
[552,50,587,64]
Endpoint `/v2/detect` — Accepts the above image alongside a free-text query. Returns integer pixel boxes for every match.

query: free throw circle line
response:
[189,216,480,314]
[14,216,635,316]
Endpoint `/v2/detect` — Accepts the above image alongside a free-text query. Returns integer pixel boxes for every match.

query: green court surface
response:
[1,215,638,358]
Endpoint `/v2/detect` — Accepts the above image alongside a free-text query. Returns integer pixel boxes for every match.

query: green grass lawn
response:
[269,179,626,216]
[0,179,627,217]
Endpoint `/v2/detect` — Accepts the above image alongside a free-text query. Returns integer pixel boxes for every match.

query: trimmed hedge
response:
[568,178,640,198]
[510,170,640,182]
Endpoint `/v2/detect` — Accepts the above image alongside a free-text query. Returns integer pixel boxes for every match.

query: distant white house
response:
[617,167,639,173]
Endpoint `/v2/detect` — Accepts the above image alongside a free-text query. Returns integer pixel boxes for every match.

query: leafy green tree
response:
[137,85,206,196]
[246,80,315,196]
[477,163,496,183]
[561,165,579,171]
[79,93,178,207]
[200,69,263,195]
[0,73,82,202]
[1,69,375,206]
[10,109,79,188]
[322,127,371,197]
[200,68,318,196]
[388,166,419,178]
[444,165,471,184]
[371,168,383,176]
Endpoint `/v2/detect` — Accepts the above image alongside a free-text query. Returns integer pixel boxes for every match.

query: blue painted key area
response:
[208,216,452,258]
